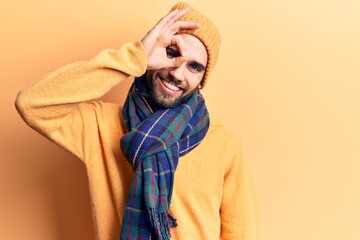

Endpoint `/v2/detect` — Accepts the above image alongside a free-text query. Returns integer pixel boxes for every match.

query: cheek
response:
[147,70,158,80]
[145,71,154,85]
[187,75,203,91]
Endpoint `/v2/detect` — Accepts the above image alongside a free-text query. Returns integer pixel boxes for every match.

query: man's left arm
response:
[220,132,259,240]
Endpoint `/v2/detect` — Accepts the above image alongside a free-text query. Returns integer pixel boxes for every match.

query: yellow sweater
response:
[15,42,258,240]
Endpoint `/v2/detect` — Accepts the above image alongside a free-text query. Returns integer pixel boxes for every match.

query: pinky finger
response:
[170,21,200,34]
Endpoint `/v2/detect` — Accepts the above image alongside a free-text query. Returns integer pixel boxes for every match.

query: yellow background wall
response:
[1,0,359,239]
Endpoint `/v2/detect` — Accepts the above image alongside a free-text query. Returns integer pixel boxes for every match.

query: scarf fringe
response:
[149,209,177,240]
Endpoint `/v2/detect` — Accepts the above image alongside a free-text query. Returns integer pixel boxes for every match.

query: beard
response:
[145,71,197,109]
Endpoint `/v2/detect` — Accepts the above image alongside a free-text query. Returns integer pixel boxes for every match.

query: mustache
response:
[155,73,184,88]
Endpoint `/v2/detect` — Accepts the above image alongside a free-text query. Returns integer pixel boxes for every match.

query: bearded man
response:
[16,2,258,240]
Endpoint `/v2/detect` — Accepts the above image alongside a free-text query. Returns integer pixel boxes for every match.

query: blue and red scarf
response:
[119,75,209,239]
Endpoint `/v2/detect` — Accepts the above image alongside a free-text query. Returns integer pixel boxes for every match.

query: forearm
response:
[15,41,147,135]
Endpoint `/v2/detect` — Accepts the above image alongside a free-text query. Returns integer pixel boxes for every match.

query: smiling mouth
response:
[159,76,183,92]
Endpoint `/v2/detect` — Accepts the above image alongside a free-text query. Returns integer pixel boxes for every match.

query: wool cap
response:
[170,2,221,87]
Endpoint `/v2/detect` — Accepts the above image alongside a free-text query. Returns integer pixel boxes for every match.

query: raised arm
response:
[15,41,147,136]
[15,7,198,136]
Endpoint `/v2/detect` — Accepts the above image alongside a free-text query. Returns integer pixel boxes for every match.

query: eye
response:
[190,63,201,72]
[188,62,205,73]
[166,47,179,59]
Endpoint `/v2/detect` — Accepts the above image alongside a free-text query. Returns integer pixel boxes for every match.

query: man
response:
[15,2,258,240]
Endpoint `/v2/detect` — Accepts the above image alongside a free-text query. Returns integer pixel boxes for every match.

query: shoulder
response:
[196,115,244,162]
[75,100,127,134]
[208,116,243,147]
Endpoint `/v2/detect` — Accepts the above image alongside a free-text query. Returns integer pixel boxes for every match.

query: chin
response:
[151,93,183,109]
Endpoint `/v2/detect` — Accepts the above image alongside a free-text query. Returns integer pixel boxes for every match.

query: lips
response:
[159,76,183,93]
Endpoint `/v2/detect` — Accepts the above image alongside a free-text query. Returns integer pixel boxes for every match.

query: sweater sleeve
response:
[220,130,259,240]
[15,41,147,162]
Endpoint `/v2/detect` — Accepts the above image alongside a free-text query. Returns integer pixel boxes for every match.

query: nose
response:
[169,63,186,82]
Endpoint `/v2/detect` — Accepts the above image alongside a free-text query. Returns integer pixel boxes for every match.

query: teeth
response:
[162,78,181,91]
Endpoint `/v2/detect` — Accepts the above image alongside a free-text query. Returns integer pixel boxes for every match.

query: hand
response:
[141,8,199,70]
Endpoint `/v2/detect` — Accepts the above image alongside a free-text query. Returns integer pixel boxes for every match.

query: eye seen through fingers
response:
[166,46,180,59]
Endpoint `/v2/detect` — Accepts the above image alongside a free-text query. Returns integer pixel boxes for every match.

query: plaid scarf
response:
[119,75,210,240]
